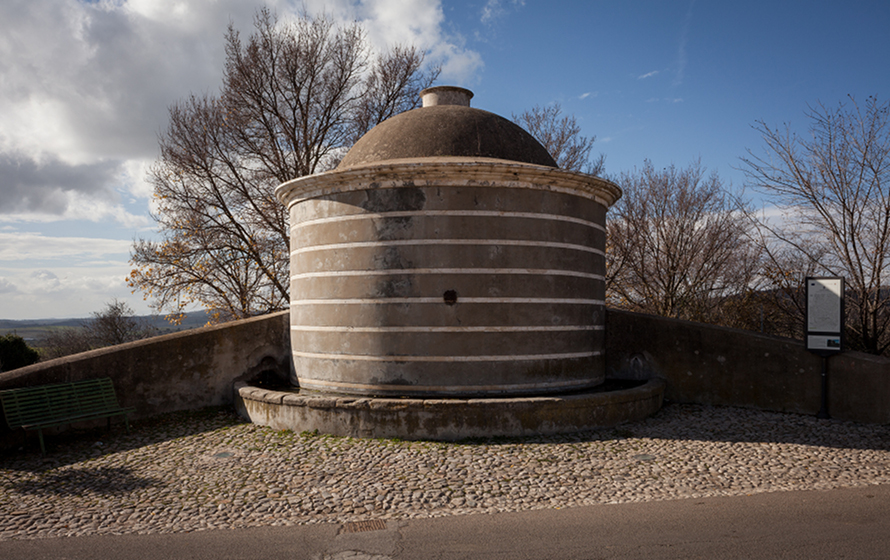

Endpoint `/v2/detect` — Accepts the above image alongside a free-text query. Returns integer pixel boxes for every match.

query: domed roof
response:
[337,86,558,170]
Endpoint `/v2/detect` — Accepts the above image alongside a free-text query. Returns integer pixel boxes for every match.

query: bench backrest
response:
[0,378,123,428]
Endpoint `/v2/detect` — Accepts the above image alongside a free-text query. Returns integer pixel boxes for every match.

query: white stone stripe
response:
[291,325,604,333]
[291,268,604,281]
[292,239,604,257]
[291,350,601,363]
[297,377,600,394]
[292,210,605,233]
[290,297,605,305]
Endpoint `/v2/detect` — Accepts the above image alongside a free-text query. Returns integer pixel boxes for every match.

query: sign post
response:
[805,277,845,419]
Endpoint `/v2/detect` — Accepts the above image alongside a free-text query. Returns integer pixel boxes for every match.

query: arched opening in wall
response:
[242,355,291,390]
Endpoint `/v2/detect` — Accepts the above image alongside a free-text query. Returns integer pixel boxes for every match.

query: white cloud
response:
[0,277,17,294]
[351,0,483,83]
[0,190,151,228]
[0,1,251,163]
[754,203,810,232]
[0,263,148,320]
[579,92,597,100]
[0,0,483,320]
[356,0,441,47]
[638,70,660,80]
[0,0,482,222]
[480,0,525,24]
[0,233,145,319]
[0,152,120,213]
[121,159,155,201]
[674,2,694,86]
[0,232,132,262]
[0,0,254,222]
[644,97,684,105]
[431,42,484,84]
[29,270,63,293]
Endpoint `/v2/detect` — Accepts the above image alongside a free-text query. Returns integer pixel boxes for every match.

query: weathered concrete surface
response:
[234,378,665,440]
[279,85,619,399]
[605,308,890,424]
[0,311,290,422]
[278,163,618,398]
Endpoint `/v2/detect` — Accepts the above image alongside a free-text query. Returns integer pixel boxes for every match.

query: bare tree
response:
[38,328,94,360]
[741,96,890,355]
[730,218,827,339]
[513,103,605,175]
[84,300,158,347]
[129,8,439,322]
[39,300,158,359]
[607,159,761,323]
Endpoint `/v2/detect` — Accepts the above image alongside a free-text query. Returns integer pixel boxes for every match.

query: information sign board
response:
[805,277,844,355]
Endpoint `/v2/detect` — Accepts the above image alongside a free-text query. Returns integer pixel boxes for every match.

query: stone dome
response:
[337,86,558,170]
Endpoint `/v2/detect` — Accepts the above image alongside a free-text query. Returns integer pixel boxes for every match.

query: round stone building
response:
[275,86,622,398]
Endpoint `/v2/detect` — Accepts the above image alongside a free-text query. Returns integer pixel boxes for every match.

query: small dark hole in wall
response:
[443,290,458,305]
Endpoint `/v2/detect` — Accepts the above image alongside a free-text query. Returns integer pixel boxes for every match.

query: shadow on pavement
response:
[0,406,246,472]
[2,401,887,476]
[454,401,890,453]
[8,466,160,497]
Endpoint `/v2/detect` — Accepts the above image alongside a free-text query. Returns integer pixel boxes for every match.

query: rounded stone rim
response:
[234,378,665,440]
[275,160,622,208]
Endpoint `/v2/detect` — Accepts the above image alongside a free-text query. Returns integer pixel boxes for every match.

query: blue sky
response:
[2,0,889,320]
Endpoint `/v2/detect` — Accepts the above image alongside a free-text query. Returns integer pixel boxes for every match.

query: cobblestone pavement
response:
[1,402,888,541]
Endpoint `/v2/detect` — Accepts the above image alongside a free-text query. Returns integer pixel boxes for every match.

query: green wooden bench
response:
[0,378,134,455]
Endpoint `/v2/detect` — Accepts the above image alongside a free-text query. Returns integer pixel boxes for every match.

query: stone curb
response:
[234,379,666,440]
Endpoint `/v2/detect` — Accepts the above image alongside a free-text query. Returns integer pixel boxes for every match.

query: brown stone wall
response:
[605,309,890,424]
[3,306,886,452]
[0,311,291,420]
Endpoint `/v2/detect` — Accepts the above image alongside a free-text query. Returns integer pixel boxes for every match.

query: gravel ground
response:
[1,402,888,541]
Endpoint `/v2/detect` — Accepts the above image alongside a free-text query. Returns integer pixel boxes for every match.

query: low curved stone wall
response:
[3,306,886,452]
[0,311,290,422]
[605,309,890,425]
[234,379,666,440]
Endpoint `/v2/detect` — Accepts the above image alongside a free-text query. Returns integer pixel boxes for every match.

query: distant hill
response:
[0,310,216,343]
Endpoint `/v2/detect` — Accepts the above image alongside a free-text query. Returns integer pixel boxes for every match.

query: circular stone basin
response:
[234,378,665,441]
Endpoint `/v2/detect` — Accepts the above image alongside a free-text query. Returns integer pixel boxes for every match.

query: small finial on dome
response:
[420,86,474,108]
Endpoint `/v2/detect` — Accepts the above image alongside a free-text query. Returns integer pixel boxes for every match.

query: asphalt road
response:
[2,484,888,559]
